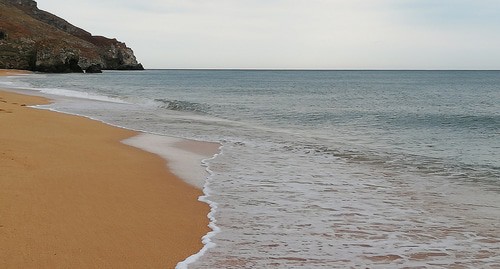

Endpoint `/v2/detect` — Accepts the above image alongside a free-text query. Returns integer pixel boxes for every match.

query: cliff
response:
[0,0,144,72]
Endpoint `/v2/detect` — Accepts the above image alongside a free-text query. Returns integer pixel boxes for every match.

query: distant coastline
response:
[0,0,143,73]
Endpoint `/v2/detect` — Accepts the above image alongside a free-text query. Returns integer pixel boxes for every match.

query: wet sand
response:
[0,79,210,268]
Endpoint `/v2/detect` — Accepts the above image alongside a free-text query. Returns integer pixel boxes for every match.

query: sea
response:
[1,70,499,268]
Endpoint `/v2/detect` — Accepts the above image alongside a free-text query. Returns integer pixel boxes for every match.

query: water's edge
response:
[3,86,222,268]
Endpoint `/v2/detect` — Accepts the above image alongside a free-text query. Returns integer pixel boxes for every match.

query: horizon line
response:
[142,68,500,71]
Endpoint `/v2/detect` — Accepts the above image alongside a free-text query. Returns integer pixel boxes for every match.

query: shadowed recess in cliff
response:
[0,0,144,72]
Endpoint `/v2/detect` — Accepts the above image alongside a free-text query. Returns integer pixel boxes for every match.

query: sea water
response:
[2,70,499,268]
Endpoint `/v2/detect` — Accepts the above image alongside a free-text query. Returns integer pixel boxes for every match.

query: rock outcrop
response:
[85,64,102,73]
[0,0,144,72]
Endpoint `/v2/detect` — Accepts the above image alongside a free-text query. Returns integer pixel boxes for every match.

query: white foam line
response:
[39,87,129,104]
[4,82,128,104]
[175,146,223,269]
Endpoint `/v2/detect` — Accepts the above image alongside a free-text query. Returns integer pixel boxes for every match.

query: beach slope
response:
[0,89,209,268]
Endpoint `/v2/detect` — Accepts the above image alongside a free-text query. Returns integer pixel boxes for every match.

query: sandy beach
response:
[0,72,210,268]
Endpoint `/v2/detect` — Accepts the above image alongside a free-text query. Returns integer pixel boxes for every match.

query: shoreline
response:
[122,133,220,189]
[0,83,212,268]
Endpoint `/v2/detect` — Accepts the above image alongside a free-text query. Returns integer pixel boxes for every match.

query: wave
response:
[176,147,222,269]
[154,98,210,114]
[281,141,500,188]
[378,112,500,131]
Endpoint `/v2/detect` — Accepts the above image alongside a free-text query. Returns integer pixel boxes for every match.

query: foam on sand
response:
[122,133,220,189]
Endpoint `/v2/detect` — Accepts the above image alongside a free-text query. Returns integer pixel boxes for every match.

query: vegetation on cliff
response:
[0,0,144,72]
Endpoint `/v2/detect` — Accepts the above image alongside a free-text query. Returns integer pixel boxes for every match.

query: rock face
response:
[85,64,102,73]
[0,0,144,72]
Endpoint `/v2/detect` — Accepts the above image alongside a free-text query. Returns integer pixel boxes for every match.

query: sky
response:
[37,0,500,69]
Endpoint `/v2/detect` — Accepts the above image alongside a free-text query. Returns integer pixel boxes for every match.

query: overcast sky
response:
[37,0,500,69]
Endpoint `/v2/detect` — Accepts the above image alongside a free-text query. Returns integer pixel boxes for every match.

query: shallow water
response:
[2,70,499,268]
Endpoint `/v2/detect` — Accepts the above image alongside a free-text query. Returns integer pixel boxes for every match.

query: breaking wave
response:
[155,98,210,114]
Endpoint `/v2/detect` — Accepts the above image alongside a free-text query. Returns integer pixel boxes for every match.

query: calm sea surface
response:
[2,70,500,268]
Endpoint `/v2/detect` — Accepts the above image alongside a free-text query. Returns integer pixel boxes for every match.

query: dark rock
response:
[35,58,83,73]
[6,0,37,8]
[85,64,102,73]
[116,63,144,70]
[0,30,5,39]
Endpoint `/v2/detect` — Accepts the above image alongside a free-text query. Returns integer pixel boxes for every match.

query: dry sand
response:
[0,69,32,76]
[0,75,210,268]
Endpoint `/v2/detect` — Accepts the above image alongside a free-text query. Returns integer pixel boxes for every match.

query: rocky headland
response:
[0,0,144,73]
